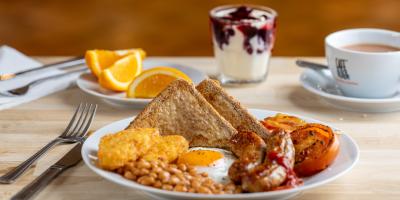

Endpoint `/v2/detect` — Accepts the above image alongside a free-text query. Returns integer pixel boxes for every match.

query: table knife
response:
[11,142,84,200]
[0,56,85,81]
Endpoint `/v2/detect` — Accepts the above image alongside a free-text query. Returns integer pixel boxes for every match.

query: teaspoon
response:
[296,60,329,70]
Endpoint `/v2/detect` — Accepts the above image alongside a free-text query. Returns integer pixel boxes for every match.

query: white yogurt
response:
[210,5,277,84]
[213,26,271,80]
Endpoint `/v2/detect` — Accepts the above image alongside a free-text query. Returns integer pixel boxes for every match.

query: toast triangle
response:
[127,79,237,149]
[196,79,270,139]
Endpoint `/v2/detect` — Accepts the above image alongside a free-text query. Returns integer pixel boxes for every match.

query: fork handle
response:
[11,166,64,200]
[0,139,61,184]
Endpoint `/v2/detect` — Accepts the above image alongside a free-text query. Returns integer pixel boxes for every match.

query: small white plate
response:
[82,109,359,200]
[76,59,208,108]
[300,69,400,113]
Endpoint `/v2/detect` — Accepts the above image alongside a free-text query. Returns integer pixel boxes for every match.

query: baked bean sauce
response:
[115,158,241,194]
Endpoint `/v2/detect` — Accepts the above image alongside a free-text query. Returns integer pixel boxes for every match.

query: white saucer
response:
[82,109,359,200]
[300,69,400,113]
[76,59,208,108]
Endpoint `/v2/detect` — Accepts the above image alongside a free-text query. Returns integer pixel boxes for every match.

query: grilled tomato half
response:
[290,123,340,177]
[261,113,306,133]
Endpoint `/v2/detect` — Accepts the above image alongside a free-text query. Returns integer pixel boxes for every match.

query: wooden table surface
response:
[1,57,399,200]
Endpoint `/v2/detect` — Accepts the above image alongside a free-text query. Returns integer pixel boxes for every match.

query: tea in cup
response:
[325,28,400,98]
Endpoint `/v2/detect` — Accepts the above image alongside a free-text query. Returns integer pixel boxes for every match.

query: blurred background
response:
[1,0,399,56]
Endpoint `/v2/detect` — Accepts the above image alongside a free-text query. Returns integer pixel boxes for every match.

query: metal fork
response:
[0,103,97,184]
[0,67,87,97]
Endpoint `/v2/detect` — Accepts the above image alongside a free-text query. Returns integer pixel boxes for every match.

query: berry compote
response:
[209,5,277,84]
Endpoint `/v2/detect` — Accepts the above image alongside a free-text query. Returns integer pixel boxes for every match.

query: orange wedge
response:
[127,67,192,98]
[98,51,143,91]
[85,49,146,78]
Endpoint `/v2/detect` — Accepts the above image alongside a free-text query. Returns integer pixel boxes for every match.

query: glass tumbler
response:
[209,5,277,84]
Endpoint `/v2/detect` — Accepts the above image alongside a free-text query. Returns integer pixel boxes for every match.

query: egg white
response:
[187,147,236,184]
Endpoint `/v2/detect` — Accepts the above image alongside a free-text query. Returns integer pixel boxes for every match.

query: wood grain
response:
[0,0,399,56]
[1,57,400,199]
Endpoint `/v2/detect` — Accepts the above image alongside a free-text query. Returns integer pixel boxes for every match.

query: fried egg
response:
[177,147,236,183]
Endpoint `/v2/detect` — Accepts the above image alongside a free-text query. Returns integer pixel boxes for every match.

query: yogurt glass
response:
[209,5,277,84]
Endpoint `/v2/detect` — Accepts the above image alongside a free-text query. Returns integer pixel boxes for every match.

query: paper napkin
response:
[0,45,85,110]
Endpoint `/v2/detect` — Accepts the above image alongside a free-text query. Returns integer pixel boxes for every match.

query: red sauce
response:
[268,151,303,190]
[268,151,290,169]
[276,168,303,190]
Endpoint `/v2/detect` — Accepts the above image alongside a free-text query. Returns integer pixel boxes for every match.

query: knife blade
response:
[0,56,85,81]
[53,142,83,168]
[11,142,84,200]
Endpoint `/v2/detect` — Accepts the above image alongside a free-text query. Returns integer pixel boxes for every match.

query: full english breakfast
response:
[97,78,340,194]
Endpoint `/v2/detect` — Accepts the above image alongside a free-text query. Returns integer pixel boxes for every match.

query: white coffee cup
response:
[325,28,400,98]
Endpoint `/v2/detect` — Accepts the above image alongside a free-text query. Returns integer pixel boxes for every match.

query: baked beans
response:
[117,158,241,194]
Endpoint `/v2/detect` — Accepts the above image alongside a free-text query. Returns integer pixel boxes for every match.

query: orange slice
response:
[127,67,192,98]
[85,49,146,78]
[98,51,143,91]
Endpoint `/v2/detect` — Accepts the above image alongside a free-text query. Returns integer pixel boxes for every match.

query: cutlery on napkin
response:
[0,56,85,81]
[0,45,86,110]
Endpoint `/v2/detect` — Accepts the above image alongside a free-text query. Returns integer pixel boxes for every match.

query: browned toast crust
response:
[196,79,270,139]
[127,79,237,149]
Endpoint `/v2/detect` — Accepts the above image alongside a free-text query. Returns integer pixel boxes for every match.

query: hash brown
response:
[98,128,159,170]
[143,135,189,163]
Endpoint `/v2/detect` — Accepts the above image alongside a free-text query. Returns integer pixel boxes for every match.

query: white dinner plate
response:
[300,69,400,113]
[76,59,208,108]
[82,108,359,200]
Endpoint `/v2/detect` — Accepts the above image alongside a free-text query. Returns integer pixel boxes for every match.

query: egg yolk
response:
[177,150,224,166]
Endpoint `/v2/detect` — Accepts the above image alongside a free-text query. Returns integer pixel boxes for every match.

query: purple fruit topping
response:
[222,6,257,21]
[210,6,275,54]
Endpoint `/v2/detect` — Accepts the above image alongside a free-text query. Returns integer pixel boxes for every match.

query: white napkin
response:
[0,45,85,110]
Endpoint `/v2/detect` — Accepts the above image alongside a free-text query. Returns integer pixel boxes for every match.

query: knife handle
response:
[11,166,64,200]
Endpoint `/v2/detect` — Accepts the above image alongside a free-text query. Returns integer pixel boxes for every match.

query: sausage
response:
[228,131,295,192]
[241,131,295,192]
[230,131,266,161]
[241,163,287,192]
[264,131,295,168]
[228,131,266,184]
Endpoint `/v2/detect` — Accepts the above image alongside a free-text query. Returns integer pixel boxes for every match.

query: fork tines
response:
[0,102,97,184]
[62,103,97,140]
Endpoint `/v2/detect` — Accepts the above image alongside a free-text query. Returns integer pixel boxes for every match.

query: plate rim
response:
[300,69,400,104]
[76,73,151,103]
[76,61,208,104]
[82,108,360,199]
